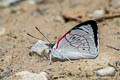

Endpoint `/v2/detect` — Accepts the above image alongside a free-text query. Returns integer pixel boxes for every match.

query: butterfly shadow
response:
[52,58,69,62]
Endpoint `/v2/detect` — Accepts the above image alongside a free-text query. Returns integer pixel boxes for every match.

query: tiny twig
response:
[62,14,120,23]
[95,14,120,22]
[62,15,82,23]
[106,45,120,51]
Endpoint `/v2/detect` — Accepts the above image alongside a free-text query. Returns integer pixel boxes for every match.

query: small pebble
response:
[45,16,64,23]
[94,67,116,76]
[0,47,6,56]
[93,77,106,80]
[93,10,105,18]
[36,8,47,15]
[112,0,120,8]
[31,12,39,17]
[26,0,43,4]
[54,16,64,23]
[116,61,120,66]
[0,67,11,79]
[30,40,49,56]
[15,71,48,80]
[0,0,19,8]
[47,69,55,73]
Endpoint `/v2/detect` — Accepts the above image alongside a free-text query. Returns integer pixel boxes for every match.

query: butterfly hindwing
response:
[51,20,98,59]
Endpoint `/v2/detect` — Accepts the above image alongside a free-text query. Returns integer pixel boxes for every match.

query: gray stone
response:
[94,67,116,76]
[26,0,43,4]
[0,0,19,8]
[30,40,49,56]
[116,61,120,66]
[112,0,120,8]
[15,71,48,80]
[45,16,64,23]
[54,16,64,22]
[0,67,11,79]
[0,47,6,56]
[93,10,105,18]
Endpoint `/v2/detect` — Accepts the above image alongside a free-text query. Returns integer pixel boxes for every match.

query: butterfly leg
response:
[62,54,71,62]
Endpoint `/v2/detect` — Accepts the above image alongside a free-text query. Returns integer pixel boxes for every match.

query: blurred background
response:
[0,0,120,80]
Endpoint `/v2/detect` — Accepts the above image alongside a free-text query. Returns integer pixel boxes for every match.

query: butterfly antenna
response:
[35,26,51,44]
[35,26,53,65]
[27,33,40,40]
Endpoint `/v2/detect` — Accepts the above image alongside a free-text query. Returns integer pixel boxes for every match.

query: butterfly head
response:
[46,43,55,49]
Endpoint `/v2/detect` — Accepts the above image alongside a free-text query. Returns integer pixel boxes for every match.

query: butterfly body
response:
[50,20,99,60]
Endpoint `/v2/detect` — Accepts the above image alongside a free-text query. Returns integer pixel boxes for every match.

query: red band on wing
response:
[56,31,71,49]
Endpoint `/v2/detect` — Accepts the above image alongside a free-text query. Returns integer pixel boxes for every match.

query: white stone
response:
[94,67,116,76]
[54,16,64,22]
[45,16,64,23]
[93,10,104,18]
[30,40,49,56]
[0,0,19,7]
[15,71,48,80]
[26,0,43,4]
[112,0,120,8]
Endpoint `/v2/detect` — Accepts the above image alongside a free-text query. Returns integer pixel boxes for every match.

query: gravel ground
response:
[0,0,120,80]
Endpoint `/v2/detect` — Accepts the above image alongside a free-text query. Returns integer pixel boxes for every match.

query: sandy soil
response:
[0,0,120,80]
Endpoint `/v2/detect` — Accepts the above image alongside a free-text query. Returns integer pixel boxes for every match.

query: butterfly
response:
[28,20,99,64]
[48,20,99,64]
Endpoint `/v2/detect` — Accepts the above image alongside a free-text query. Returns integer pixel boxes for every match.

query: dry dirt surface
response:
[0,0,120,80]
